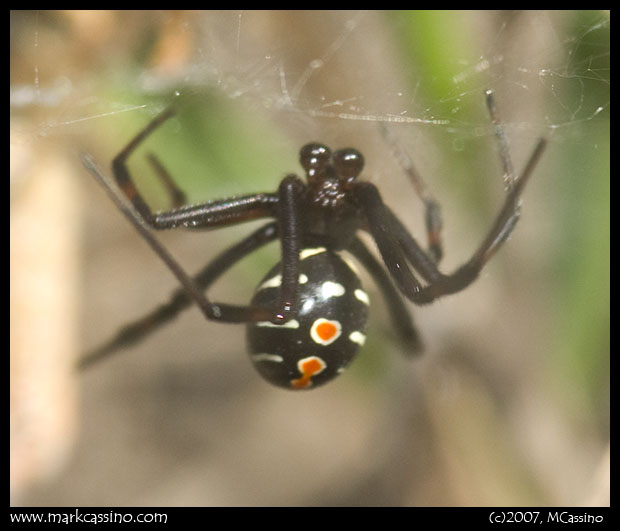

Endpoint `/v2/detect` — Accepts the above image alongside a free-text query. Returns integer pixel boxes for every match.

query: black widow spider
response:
[80,91,546,390]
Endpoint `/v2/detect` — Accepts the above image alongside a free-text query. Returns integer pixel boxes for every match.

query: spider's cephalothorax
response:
[295,143,367,251]
[80,92,546,391]
[247,247,369,389]
[301,142,363,206]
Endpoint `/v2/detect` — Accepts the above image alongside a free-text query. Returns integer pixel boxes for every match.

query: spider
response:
[80,91,546,390]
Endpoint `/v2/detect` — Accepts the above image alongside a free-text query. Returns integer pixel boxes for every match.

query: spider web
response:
[10,11,610,250]
[10,11,609,153]
[10,10,610,507]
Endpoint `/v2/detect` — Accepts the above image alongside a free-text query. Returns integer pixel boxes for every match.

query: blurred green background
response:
[11,10,608,506]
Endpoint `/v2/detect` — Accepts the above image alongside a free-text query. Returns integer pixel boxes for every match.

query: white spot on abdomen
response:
[252,353,284,363]
[299,247,327,260]
[321,281,345,299]
[354,288,370,306]
[255,319,300,329]
[349,331,366,346]
[257,273,308,291]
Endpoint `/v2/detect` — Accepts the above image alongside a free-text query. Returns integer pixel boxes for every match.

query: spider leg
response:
[380,123,443,262]
[273,175,304,322]
[145,152,187,208]
[354,136,546,304]
[461,137,547,267]
[112,107,178,223]
[78,221,279,370]
[485,89,517,190]
[81,149,307,368]
[376,90,517,265]
[112,107,279,230]
[83,153,299,326]
[384,205,444,285]
[347,237,423,354]
[353,182,434,304]
[410,137,547,301]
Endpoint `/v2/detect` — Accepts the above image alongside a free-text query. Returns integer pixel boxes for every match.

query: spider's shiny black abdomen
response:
[247,247,369,390]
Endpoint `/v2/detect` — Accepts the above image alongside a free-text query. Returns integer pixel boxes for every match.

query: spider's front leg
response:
[82,153,280,326]
[78,113,305,369]
[423,136,547,300]
[356,90,547,305]
[111,107,280,230]
[353,134,546,305]
[105,106,304,324]
[78,171,306,370]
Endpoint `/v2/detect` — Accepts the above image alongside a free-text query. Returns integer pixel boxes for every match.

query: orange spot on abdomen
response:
[316,321,338,341]
[291,356,326,389]
[310,318,342,345]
